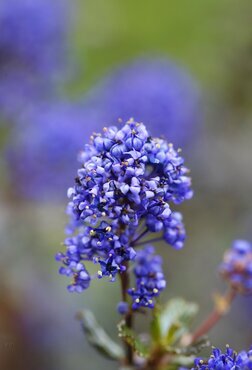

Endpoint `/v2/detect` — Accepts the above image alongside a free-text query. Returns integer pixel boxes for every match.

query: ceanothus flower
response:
[57,119,193,298]
[128,246,166,309]
[219,240,252,294]
[0,0,70,121]
[82,58,200,147]
[5,101,95,201]
[192,345,252,370]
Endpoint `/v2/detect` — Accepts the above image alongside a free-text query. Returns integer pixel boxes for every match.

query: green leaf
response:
[160,337,210,369]
[118,320,149,358]
[150,308,162,343]
[170,355,195,366]
[159,298,199,344]
[164,355,195,370]
[165,336,210,356]
[166,322,181,344]
[77,310,124,360]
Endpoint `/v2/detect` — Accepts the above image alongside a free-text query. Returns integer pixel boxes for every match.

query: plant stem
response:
[186,288,237,345]
[120,265,134,366]
[134,237,163,247]
[118,226,150,366]
[145,346,166,370]
[131,228,149,246]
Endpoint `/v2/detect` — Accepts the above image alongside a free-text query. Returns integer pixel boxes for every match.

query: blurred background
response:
[0,0,252,369]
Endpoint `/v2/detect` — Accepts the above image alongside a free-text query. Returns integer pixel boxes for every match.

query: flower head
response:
[57,119,193,298]
[219,240,252,294]
[192,345,252,370]
[82,58,200,147]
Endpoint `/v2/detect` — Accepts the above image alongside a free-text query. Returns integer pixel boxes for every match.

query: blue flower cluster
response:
[57,120,192,303]
[128,246,166,309]
[82,58,200,147]
[219,240,252,294]
[192,346,252,370]
[0,0,70,122]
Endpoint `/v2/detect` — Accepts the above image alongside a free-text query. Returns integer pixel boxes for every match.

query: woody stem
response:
[120,265,134,366]
[188,288,237,344]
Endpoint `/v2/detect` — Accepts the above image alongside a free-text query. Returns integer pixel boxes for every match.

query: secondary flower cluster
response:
[192,346,252,370]
[128,246,166,309]
[219,240,252,294]
[57,120,193,305]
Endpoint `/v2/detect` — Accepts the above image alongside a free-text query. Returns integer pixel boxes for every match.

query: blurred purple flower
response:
[5,101,96,201]
[0,0,71,121]
[82,57,200,147]
[219,239,252,294]
[0,0,69,77]
[0,71,50,123]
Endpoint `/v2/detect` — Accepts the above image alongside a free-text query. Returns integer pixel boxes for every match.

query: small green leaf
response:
[165,336,210,356]
[163,337,210,369]
[150,309,162,342]
[118,320,149,358]
[159,298,199,344]
[163,355,195,370]
[77,310,124,360]
[170,355,195,366]
[166,322,181,344]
